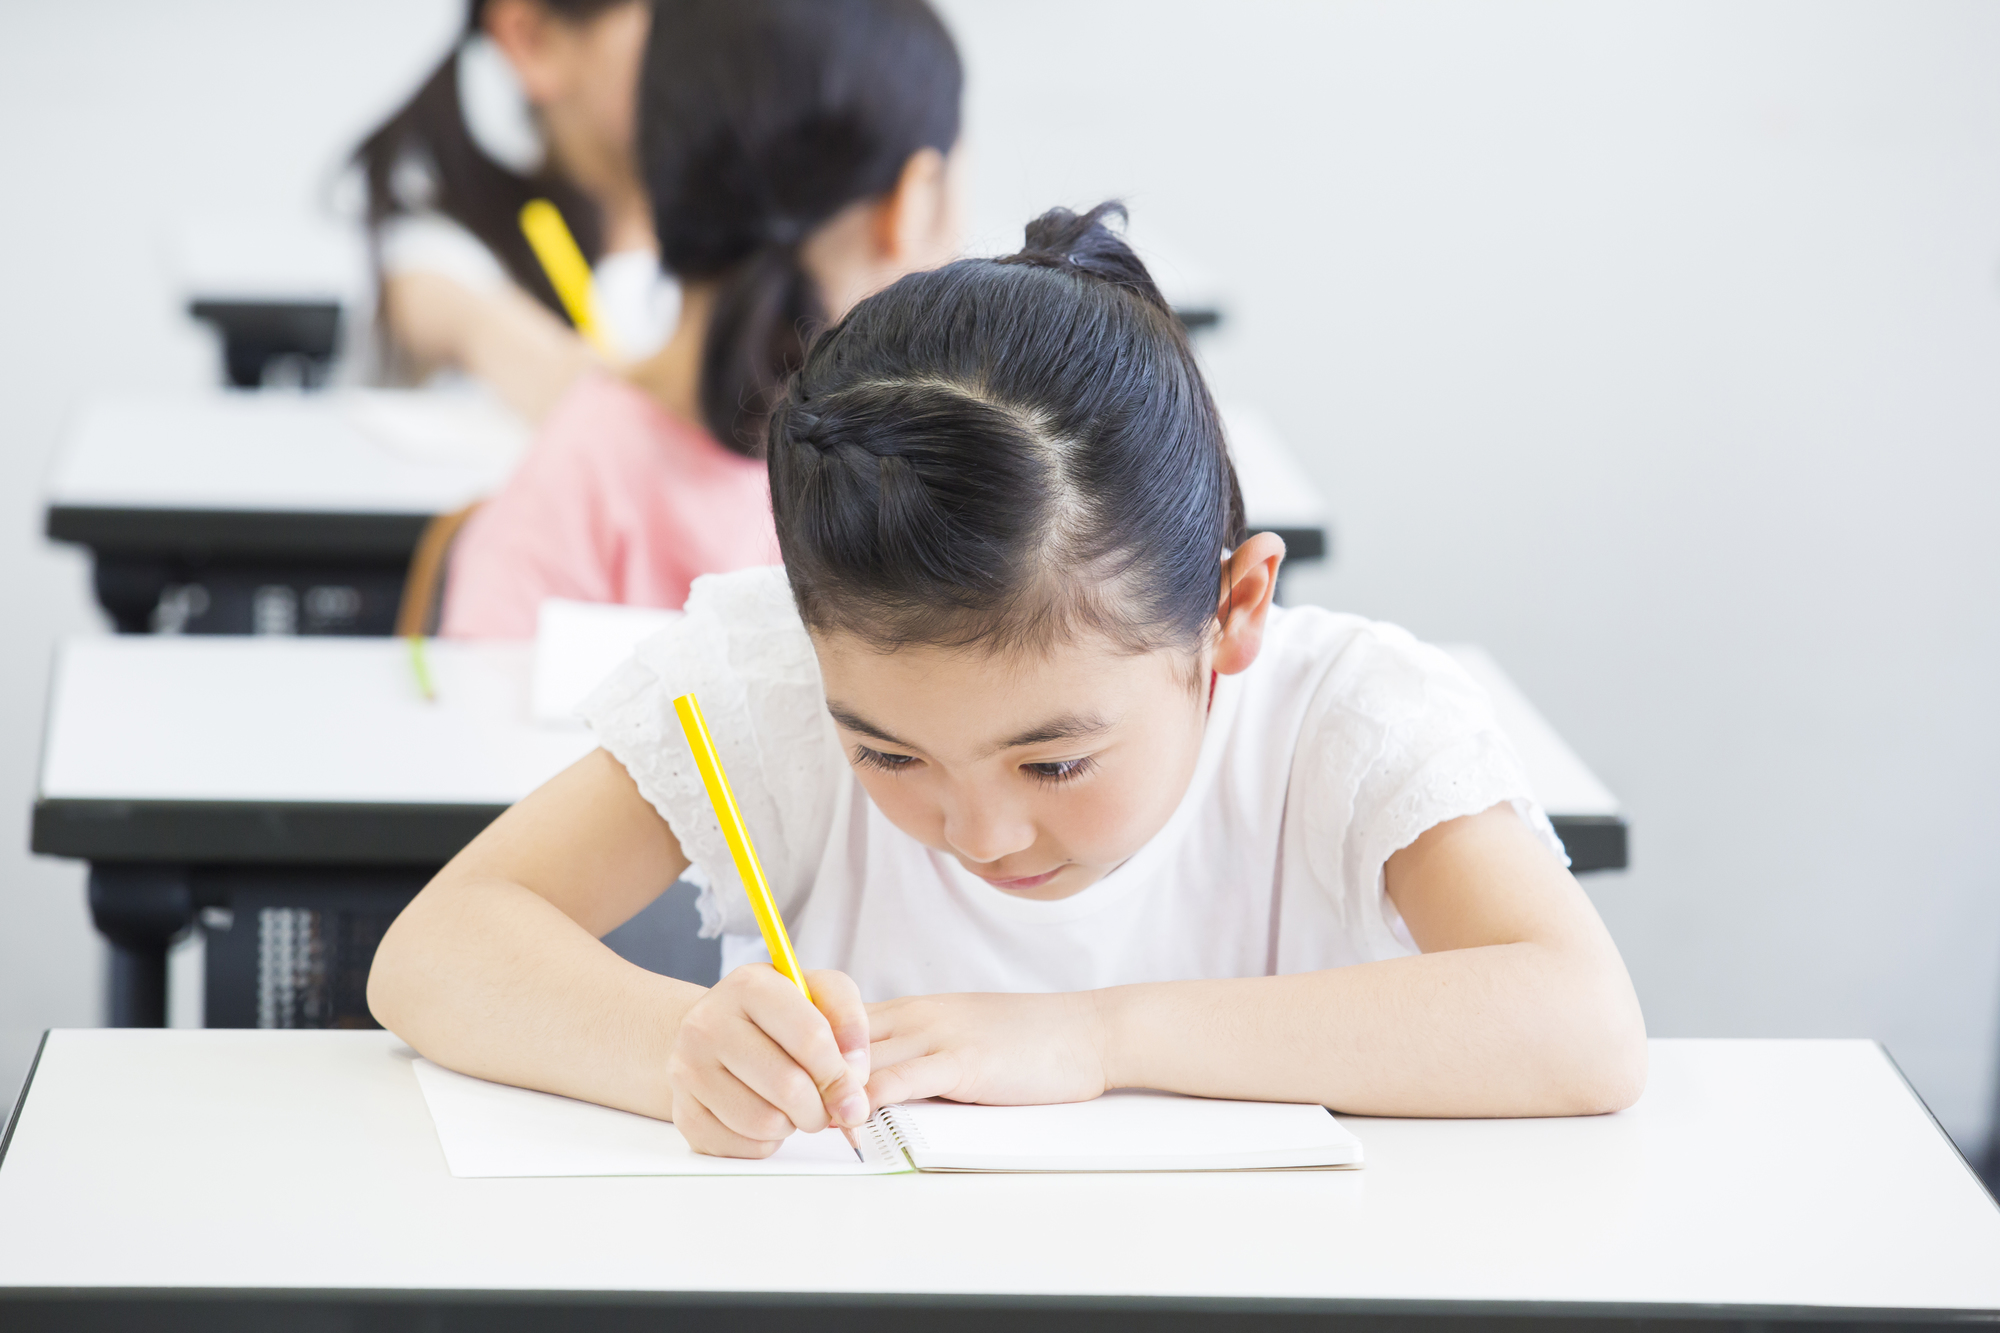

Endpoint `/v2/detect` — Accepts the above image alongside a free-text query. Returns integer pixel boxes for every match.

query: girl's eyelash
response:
[852,745,919,773]
[853,747,1095,786]
[1024,756,1096,786]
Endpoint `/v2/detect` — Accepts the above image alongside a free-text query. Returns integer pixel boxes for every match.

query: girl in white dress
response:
[370,203,1647,1157]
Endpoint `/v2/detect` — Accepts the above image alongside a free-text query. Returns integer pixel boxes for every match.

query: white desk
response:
[0,1033,1993,1324]
[32,638,595,1027]
[40,638,584,813]
[45,391,528,633]
[47,393,525,521]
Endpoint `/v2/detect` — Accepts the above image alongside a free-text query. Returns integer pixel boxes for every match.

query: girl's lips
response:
[979,867,1062,891]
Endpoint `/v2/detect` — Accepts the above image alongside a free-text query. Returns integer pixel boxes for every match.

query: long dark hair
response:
[353,0,617,324]
[768,203,1247,657]
[639,0,962,456]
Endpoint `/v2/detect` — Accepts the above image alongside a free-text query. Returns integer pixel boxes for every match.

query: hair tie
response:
[763,217,808,248]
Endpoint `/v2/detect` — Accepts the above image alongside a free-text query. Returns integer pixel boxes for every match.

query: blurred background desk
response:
[32,637,1626,1030]
[44,396,1330,636]
[43,393,525,635]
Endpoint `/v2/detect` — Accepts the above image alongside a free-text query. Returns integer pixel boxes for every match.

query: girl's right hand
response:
[666,965,872,1158]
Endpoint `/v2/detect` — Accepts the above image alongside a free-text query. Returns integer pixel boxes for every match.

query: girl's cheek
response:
[1046,776,1162,863]
[853,771,946,845]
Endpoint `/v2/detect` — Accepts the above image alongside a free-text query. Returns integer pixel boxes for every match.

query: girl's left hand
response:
[863,991,1110,1109]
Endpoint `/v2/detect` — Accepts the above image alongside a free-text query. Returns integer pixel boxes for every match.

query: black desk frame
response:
[48,506,424,636]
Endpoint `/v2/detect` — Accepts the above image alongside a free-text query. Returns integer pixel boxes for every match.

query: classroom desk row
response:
[1,1031,1995,1326]
[31,634,1628,1029]
[43,391,1333,634]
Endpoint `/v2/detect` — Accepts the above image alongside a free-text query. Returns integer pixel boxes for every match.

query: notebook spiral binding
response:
[859,1106,927,1167]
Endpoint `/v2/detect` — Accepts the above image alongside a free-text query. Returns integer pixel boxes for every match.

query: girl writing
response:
[372,205,1647,1155]
[356,0,663,420]
[439,0,965,638]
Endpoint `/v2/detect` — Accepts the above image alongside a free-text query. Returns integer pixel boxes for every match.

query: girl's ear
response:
[484,0,568,104]
[873,147,955,265]
[1212,532,1287,677]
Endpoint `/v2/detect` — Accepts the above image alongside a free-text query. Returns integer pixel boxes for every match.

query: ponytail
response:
[998,202,1174,318]
[638,0,962,457]
[699,243,824,455]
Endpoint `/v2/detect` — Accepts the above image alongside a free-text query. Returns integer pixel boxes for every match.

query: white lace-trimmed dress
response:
[580,566,1566,1001]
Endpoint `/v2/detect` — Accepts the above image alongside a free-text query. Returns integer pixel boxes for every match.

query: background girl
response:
[439,0,965,638]
[373,205,1647,1156]
[355,0,665,420]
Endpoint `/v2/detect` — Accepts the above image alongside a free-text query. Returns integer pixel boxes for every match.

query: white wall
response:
[3,1,1996,1156]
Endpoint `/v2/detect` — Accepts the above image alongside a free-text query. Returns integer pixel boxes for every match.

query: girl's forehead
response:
[809,628,1177,687]
[810,630,1195,747]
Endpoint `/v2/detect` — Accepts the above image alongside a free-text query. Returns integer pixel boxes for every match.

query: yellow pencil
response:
[518,198,616,358]
[673,693,811,1002]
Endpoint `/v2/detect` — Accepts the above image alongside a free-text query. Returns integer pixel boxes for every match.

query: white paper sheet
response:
[342,389,532,467]
[412,1059,909,1177]
[884,1090,1365,1172]
[531,599,683,725]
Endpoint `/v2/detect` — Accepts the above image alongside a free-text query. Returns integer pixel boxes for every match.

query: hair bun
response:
[999,202,1171,315]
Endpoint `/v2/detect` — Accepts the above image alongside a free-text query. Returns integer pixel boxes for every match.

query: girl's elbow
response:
[1568,1029,1648,1115]
[364,919,421,1037]
[1554,999,1649,1115]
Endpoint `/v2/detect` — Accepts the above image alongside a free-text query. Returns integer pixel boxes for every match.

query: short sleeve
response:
[378,210,511,293]
[579,566,846,939]
[1292,624,1567,955]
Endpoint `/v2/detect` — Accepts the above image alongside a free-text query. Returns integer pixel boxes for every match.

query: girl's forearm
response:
[383,272,598,423]
[1095,942,1646,1117]
[368,875,701,1119]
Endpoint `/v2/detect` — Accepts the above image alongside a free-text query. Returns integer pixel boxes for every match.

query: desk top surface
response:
[43,393,1328,537]
[40,638,592,808]
[45,393,527,519]
[36,635,1616,819]
[0,1032,1992,1312]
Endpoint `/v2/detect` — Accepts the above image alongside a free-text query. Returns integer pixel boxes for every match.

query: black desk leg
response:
[87,866,193,1027]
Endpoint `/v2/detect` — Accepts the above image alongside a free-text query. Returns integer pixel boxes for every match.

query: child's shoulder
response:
[625,564,817,704]
[1258,604,1489,730]
[682,564,801,628]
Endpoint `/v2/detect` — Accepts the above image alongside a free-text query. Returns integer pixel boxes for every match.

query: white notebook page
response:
[881,1090,1364,1172]
[412,1058,907,1177]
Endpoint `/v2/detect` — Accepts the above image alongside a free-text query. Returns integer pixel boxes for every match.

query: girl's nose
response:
[942,797,1037,867]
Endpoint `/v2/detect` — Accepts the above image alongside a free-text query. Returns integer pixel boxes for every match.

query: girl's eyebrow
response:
[993,712,1112,753]
[826,703,911,748]
[825,703,1112,758]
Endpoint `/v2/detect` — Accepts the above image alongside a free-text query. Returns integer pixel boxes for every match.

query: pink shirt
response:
[441,374,781,639]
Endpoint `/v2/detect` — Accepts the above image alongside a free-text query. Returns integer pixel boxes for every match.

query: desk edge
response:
[0,1287,1994,1323]
[45,505,431,560]
[1878,1041,2000,1213]
[32,798,505,867]
[0,1031,48,1175]
[1550,814,1628,874]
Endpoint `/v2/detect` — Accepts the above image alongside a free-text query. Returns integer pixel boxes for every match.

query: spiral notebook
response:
[412,1058,1363,1177]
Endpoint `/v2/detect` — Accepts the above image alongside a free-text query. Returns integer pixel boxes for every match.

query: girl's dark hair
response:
[354,0,617,325]
[769,203,1247,659]
[640,0,962,456]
